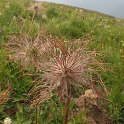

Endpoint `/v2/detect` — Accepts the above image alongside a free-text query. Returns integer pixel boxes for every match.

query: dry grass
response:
[0,85,11,105]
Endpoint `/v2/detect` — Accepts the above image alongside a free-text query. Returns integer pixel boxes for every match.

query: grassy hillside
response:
[0,0,124,123]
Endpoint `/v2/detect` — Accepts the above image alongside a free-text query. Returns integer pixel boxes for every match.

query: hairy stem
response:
[63,78,70,124]
[63,97,70,124]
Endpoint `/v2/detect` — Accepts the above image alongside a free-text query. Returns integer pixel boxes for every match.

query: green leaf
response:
[22,119,32,124]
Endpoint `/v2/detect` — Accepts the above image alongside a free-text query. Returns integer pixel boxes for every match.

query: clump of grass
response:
[46,7,60,19]
[46,17,89,39]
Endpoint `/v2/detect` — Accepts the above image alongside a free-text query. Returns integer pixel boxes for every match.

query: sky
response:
[38,0,124,18]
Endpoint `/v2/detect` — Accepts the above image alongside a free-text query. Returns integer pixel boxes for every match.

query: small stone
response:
[4,117,12,124]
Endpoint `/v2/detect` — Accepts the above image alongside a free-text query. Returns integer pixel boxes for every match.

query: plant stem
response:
[63,97,70,124]
[36,106,38,124]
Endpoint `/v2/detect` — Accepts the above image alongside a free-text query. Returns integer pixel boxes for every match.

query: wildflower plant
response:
[6,30,104,124]
[28,34,104,124]
[44,48,100,124]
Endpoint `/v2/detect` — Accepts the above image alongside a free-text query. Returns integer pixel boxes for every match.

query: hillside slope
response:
[0,1,124,123]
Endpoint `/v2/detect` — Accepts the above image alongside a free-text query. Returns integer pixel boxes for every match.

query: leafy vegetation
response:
[0,0,124,123]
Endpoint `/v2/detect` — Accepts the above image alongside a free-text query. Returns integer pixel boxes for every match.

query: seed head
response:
[44,49,91,97]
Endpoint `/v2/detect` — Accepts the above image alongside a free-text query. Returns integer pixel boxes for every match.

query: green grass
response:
[0,0,124,123]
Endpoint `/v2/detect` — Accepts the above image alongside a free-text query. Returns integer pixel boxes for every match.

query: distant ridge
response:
[35,0,116,19]
[36,0,124,19]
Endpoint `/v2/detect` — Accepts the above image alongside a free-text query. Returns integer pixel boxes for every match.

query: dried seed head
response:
[6,31,54,70]
[44,49,92,97]
[28,3,41,12]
